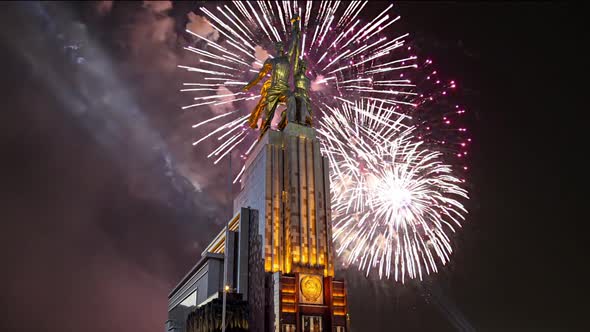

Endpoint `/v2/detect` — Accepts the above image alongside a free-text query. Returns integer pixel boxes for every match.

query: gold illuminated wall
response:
[241,125,335,277]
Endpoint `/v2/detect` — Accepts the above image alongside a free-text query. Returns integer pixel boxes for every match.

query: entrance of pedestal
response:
[301,315,323,332]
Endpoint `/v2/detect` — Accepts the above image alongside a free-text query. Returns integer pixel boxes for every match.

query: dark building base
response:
[186,293,249,332]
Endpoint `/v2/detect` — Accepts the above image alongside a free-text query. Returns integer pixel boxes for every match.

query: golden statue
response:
[246,79,271,129]
[243,16,301,137]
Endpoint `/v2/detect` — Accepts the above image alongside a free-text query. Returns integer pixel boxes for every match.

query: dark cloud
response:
[0,2,225,332]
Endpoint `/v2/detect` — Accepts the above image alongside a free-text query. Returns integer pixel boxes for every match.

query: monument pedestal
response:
[234,123,348,332]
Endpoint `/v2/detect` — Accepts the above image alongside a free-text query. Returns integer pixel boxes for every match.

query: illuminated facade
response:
[167,123,349,332]
[235,123,334,277]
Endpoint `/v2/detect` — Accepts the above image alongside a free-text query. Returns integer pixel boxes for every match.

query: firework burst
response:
[404,56,471,177]
[320,100,468,282]
[179,1,417,170]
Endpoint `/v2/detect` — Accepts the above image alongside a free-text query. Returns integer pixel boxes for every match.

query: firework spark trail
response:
[392,54,472,178]
[180,1,417,166]
[319,100,468,282]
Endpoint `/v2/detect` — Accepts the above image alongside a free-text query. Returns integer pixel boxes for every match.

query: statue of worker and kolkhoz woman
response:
[242,15,312,139]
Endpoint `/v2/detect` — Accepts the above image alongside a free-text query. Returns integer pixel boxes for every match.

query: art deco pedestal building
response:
[167,124,349,332]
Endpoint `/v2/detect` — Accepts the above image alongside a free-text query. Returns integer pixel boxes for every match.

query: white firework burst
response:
[319,100,468,283]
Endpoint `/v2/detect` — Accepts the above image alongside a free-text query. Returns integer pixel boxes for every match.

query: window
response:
[180,289,197,308]
[282,324,296,332]
[302,316,322,332]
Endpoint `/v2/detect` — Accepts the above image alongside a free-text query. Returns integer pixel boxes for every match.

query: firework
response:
[403,54,471,177]
[179,1,417,167]
[319,100,468,282]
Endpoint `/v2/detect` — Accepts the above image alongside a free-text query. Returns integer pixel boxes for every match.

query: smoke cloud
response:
[95,0,113,16]
[186,12,219,41]
[0,2,229,332]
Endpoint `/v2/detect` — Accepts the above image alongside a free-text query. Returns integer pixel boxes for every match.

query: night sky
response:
[0,2,580,332]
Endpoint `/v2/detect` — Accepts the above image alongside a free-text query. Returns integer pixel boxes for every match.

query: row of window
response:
[281,316,344,332]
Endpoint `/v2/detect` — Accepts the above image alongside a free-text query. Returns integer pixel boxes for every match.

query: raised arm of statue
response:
[243,60,272,91]
[288,15,301,67]
[292,35,301,75]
